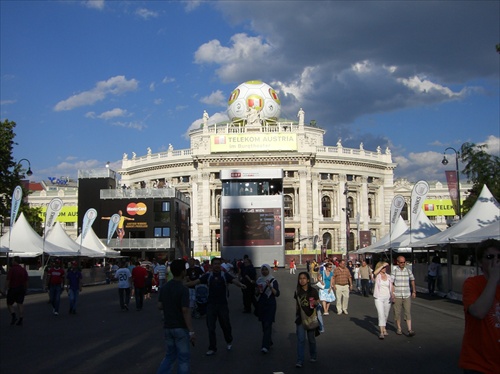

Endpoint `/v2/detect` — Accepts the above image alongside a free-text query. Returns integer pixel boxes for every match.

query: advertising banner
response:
[423,199,458,216]
[107,213,120,244]
[410,181,430,230]
[389,195,406,235]
[10,186,22,229]
[445,170,460,216]
[81,208,98,241]
[44,198,64,237]
[222,208,282,246]
[211,133,297,153]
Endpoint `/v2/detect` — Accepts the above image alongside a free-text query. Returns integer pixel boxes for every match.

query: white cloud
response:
[82,0,105,10]
[200,90,226,107]
[162,76,175,84]
[398,76,466,98]
[194,33,274,82]
[54,76,138,111]
[183,0,202,12]
[149,82,156,91]
[154,98,163,105]
[111,121,146,131]
[184,111,229,138]
[98,108,130,120]
[0,99,16,105]
[135,8,159,20]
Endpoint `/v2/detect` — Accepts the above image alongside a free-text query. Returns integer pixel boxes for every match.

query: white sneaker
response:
[205,350,216,356]
[227,343,232,351]
[261,347,268,353]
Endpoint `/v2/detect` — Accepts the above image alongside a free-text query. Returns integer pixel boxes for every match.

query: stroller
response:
[192,284,209,319]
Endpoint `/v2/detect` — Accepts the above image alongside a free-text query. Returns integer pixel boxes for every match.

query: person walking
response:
[459,239,500,374]
[66,261,82,314]
[115,261,132,311]
[332,259,353,315]
[289,258,296,275]
[373,261,393,339]
[255,264,280,353]
[391,256,416,336]
[294,271,320,368]
[157,259,195,374]
[187,257,246,356]
[359,260,373,297]
[318,262,335,315]
[46,259,65,316]
[131,261,148,311]
[239,256,257,313]
[427,256,441,296]
[4,256,28,326]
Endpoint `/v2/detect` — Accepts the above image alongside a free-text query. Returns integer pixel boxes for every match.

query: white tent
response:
[354,216,408,254]
[371,209,441,253]
[447,221,500,244]
[76,227,120,258]
[412,185,500,247]
[45,222,103,258]
[0,213,73,257]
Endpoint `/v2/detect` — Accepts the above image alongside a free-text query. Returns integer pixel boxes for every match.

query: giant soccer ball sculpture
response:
[227,80,281,124]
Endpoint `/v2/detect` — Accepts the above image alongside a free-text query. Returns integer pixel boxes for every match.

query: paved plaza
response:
[1,267,464,374]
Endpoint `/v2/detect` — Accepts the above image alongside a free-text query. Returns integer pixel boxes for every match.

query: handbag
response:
[300,307,319,330]
[315,281,325,290]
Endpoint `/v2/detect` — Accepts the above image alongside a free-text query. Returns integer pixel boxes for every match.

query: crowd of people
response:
[3,238,499,373]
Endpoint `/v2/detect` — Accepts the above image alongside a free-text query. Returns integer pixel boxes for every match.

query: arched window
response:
[322,232,332,249]
[284,195,293,217]
[322,196,331,218]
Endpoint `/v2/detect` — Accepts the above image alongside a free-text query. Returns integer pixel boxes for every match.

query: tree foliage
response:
[460,141,500,214]
[0,119,43,233]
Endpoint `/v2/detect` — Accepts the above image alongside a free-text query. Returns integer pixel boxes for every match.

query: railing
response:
[106,238,171,250]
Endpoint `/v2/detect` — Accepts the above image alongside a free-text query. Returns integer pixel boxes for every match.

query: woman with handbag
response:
[294,271,320,368]
[318,263,336,315]
[255,264,280,354]
[373,261,393,339]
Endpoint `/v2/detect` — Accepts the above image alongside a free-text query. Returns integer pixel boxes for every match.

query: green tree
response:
[0,119,43,233]
[460,141,500,214]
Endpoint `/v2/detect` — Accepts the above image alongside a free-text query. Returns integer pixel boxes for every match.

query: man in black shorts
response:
[4,256,28,326]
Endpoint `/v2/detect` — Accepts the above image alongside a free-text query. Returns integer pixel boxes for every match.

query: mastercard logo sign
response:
[126,202,147,216]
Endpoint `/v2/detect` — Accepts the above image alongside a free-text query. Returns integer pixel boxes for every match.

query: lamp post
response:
[441,147,461,219]
[17,158,33,178]
[343,182,350,258]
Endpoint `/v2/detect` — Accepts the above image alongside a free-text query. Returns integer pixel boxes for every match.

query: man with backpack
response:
[391,256,417,337]
[187,257,247,356]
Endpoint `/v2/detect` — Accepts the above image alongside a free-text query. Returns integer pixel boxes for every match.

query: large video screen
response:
[222,208,282,247]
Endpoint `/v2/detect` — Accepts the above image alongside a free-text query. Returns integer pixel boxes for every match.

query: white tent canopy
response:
[447,221,500,244]
[370,209,442,253]
[0,213,73,257]
[45,222,103,258]
[354,216,408,254]
[76,227,120,258]
[412,185,500,247]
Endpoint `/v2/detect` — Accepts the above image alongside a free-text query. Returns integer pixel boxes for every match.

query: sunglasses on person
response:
[484,254,500,260]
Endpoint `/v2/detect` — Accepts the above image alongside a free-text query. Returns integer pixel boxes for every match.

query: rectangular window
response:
[154,227,171,237]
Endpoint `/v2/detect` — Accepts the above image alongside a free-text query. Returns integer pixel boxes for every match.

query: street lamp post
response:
[17,158,33,178]
[343,182,350,258]
[441,147,461,219]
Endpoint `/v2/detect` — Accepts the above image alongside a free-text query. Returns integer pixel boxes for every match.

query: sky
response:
[1,0,499,184]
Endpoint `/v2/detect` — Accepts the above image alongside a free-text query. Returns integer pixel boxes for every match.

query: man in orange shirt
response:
[459,239,500,374]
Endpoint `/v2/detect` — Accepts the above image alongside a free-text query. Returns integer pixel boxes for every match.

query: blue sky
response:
[1,0,499,183]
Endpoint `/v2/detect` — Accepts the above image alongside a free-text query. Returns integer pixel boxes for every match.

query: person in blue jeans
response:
[66,261,82,314]
[294,271,320,368]
[46,259,65,316]
[157,259,195,374]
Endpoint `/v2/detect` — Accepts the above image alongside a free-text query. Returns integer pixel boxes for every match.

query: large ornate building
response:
[118,81,398,257]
